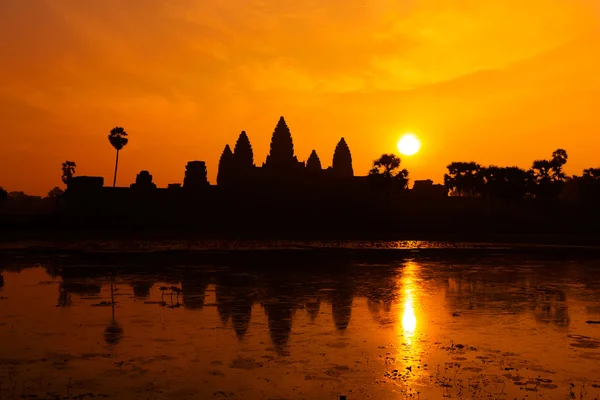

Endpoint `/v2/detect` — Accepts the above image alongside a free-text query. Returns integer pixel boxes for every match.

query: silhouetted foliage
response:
[47,187,64,198]
[265,116,296,167]
[108,126,129,187]
[530,149,568,202]
[8,191,28,201]
[61,161,76,185]
[306,150,322,172]
[444,162,483,197]
[0,186,7,204]
[368,154,409,191]
[217,145,235,186]
[577,167,600,206]
[332,138,354,178]
[583,168,600,180]
[479,166,529,204]
[233,131,254,170]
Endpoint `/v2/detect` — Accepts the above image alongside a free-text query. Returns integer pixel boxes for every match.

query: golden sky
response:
[1,0,599,195]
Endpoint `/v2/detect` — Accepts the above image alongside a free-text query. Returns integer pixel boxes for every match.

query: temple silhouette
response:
[5,116,600,237]
[216,117,354,187]
[59,116,447,234]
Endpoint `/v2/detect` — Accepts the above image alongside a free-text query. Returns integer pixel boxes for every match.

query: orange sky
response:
[1,0,599,195]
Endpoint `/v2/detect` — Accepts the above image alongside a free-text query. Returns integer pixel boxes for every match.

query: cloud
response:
[0,0,598,193]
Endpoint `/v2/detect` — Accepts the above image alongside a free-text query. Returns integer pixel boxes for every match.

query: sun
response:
[397,133,421,156]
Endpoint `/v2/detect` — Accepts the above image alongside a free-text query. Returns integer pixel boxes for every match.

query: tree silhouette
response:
[0,186,7,204]
[233,131,254,170]
[47,187,64,198]
[372,154,400,178]
[104,282,124,346]
[108,127,129,187]
[8,191,27,201]
[217,145,235,186]
[530,149,568,202]
[332,138,354,178]
[61,161,76,186]
[306,150,322,172]
[551,149,568,175]
[368,154,409,191]
[583,168,600,179]
[265,116,296,166]
[479,166,528,204]
[444,162,483,197]
[577,167,600,206]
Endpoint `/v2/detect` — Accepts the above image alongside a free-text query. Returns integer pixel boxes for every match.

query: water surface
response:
[1,248,600,399]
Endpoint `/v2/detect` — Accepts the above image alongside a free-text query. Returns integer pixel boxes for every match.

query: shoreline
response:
[2,235,600,263]
[2,228,600,247]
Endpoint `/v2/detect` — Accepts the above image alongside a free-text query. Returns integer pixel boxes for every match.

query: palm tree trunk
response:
[113,150,119,188]
[110,282,115,323]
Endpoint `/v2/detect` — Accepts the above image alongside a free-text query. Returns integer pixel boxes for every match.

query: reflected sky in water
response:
[1,252,600,399]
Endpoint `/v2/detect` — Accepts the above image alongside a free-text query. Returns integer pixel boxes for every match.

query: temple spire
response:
[217,144,234,186]
[265,116,296,166]
[306,150,322,172]
[233,131,254,169]
[332,138,354,178]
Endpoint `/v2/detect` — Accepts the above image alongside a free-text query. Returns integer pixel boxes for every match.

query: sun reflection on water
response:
[395,261,423,385]
[402,288,417,341]
[400,261,419,342]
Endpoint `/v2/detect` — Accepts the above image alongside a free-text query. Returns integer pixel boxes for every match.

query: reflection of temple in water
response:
[2,256,591,353]
[331,285,354,330]
[181,272,210,310]
[131,280,153,299]
[305,297,321,321]
[263,281,297,354]
[215,274,255,340]
[27,259,408,351]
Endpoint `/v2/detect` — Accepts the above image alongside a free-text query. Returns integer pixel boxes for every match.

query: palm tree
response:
[530,149,568,202]
[108,127,129,187]
[368,154,410,195]
[47,187,64,199]
[61,161,76,186]
[104,281,124,346]
[444,162,482,197]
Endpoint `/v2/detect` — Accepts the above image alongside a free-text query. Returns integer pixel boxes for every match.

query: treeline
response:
[443,149,600,206]
[0,160,78,211]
